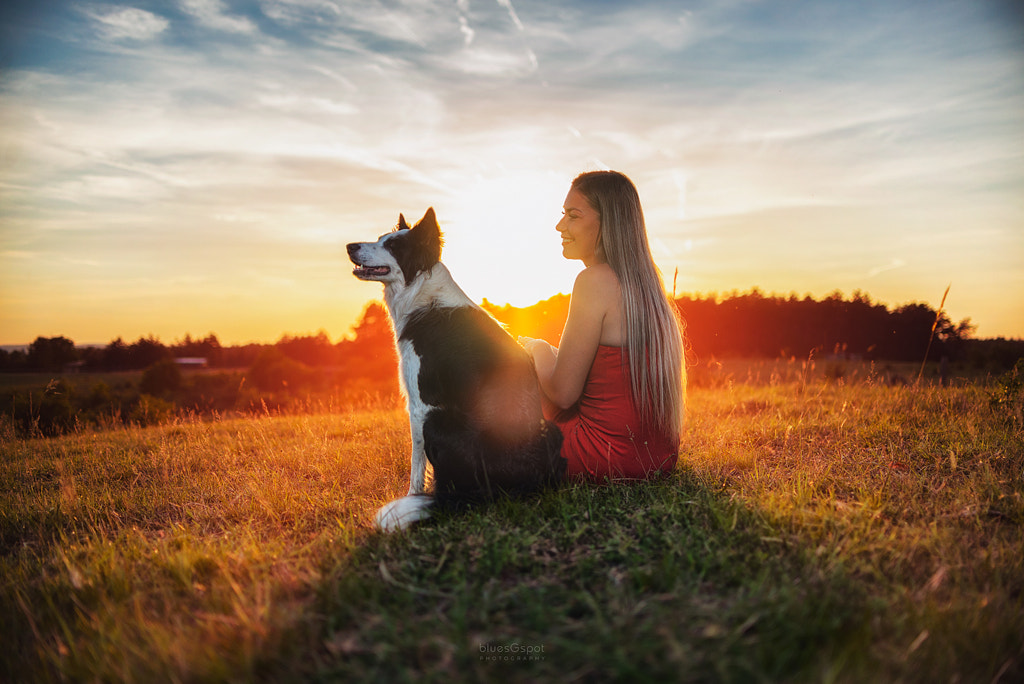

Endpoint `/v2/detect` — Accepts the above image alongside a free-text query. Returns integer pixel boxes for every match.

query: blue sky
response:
[1,0,1022,345]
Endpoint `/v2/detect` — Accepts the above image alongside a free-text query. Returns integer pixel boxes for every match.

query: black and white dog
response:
[346,208,565,531]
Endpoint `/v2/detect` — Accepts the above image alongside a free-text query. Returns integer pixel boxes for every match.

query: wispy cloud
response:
[458,13,475,47]
[81,5,170,41]
[179,0,257,34]
[867,259,908,279]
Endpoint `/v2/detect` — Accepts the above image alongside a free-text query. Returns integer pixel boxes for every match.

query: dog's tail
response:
[375,494,434,532]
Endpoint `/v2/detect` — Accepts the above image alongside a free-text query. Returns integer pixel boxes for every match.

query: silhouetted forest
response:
[3,291,1022,437]
[484,289,1018,370]
[4,289,1023,375]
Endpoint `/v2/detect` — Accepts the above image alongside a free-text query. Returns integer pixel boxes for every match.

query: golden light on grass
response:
[1,409,411,680]
[2,363,1022,681]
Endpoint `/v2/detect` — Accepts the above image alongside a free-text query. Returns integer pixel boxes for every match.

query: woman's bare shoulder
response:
[573,263,620,295]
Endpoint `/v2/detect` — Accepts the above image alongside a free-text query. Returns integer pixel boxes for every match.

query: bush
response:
[990,359,1023,429]
[248,348,316,393]
[177,372,245,413]
[140,360,183,397]
[129,394,175,426]
[5,380,78,437]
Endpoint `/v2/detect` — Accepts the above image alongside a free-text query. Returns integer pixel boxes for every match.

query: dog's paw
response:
[375,495,434,532]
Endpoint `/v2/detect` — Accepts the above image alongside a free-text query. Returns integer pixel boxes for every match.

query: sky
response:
[1,0,1022,346]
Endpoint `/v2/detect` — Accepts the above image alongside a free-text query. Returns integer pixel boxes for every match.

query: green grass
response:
[1,379,1022,682]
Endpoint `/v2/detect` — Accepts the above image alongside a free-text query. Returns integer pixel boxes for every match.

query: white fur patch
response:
[397,339,430,494]
[375,495,434,532]
[386,263,477,330]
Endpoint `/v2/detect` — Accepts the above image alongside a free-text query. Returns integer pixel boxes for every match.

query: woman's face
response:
[557,187,602,266]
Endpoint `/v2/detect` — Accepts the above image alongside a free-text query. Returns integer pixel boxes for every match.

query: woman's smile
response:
[556,187,602,266]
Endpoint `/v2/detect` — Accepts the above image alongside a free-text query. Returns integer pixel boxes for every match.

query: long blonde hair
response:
[571,170,686,438]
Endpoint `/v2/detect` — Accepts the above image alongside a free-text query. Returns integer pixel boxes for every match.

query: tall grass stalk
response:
[917,283,951,384]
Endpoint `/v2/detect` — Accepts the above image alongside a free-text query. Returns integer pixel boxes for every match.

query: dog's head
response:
[346,208,443,287]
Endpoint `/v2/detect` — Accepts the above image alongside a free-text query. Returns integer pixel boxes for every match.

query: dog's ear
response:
[397,213,411,231]
[416,207,437,231]
[412,207,443,262]
[389,207,444,285]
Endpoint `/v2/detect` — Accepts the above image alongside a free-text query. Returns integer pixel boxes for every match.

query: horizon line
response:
[3,286,1014,350]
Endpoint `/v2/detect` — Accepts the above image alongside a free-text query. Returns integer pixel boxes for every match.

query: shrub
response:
[990,358,1023,429]
[140,360,183,398]
[129,394,175,426]
[5,380,78,437]
[248,348,316,393]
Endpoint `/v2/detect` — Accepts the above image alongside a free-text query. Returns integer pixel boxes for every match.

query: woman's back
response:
[553,345,678,480]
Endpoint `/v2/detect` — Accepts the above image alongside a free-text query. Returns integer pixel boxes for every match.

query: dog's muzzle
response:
[346,243,391,279]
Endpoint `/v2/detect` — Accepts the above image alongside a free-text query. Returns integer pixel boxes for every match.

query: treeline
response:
[4,290,1022,376]
[4,289,1022,375]
[2,303,400,437]
[0,304,398,375]
[484,289,1021,371]
[677,289,975,363]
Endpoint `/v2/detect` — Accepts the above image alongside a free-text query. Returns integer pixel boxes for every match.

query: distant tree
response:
[347,302,393,348]
[964,337,1024,372]
[0,348,28,371]
[277,331,338,367]
[248,347,315,392]
[174,333,224,366]
[336,302,400,394]
[78,345,106,370]
[27,336,78,371]
[130,336,169,369]
[101,338,131,370]
[199,334,223,365]
[220,343,268,369]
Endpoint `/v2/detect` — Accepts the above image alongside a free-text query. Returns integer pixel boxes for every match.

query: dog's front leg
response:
[398,339,429,495]
[407,408,428,495]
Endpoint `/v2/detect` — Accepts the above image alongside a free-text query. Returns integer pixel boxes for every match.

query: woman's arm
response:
[527,265,617,410]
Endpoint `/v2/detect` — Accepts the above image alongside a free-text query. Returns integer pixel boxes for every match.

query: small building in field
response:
[174,357,208,369]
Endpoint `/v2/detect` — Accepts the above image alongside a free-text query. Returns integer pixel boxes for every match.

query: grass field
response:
[1,375,1022,682]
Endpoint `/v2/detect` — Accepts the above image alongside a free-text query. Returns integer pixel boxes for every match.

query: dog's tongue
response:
[354,266,390,277]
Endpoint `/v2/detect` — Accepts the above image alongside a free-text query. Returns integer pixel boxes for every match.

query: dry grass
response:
[1,376,1022,682]
[1,410,409,681]
[682,382,1024,681]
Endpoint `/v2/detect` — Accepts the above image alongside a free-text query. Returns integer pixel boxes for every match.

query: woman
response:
[520,170,685,481]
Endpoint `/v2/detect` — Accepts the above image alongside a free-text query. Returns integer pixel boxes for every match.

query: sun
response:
[434,171,582,307]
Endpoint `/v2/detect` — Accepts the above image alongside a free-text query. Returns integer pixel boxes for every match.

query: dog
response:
[346,208,565,531]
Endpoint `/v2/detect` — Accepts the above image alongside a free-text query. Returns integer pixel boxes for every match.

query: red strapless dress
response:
[548,345,678,481]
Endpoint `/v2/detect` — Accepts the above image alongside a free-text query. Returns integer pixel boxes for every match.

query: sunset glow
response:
[1,0,1022,345]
